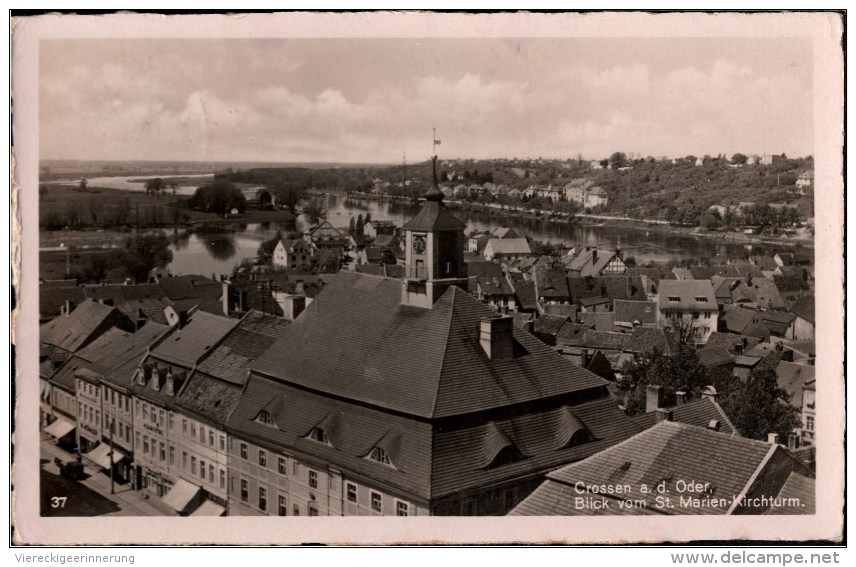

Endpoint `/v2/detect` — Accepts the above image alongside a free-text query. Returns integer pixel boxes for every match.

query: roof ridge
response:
[428,286,461,418]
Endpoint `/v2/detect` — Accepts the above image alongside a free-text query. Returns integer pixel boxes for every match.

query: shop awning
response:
[44,416,75,439]
[161,478,201,513]
[83,443,125,469]
[190,500,226,517]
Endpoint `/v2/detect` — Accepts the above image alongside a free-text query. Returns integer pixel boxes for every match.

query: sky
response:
[39,37,814,163]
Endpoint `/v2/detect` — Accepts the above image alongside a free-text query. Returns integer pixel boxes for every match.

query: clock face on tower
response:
[412,235,427,255]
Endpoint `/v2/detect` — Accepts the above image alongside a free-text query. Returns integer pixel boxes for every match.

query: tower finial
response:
[425,129,444,202]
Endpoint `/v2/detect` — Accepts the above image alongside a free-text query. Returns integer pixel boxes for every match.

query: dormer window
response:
[694,296,708,303]
[309,427,329,444]
[668,296,681,302]
[369,447,392,466]
[254,410,278,428]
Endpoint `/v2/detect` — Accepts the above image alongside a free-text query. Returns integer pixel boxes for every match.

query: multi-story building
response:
[272,239,316,271]
[224,158,640,516]
[173,310,290,516]
[657,279,718,345]
[129,308,238,509]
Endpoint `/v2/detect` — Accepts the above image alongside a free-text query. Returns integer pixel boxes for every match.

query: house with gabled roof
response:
[223,160,641,517]
[128,308,239,508]
[566,248,626,277]
[789,296,814,341]
[657,280,718,344]
[483,238,532,261]
[510,420,813,516]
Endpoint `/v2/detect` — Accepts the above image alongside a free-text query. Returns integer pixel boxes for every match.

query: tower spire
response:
[425,129,444,202]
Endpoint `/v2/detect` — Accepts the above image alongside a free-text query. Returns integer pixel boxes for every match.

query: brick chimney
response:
[646,384,664,413]
[479,316,514,360]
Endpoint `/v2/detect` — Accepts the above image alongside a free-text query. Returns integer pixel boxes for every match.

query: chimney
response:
[222,280,231,316]
[178,310,190,329]
[479,316,514,360]
[646,384,664,413]
[164,369,174,396]
[675,391,688,405]
[295,280,305,295]
[592,249,598,265]
[787,434,799,451]
[655,408,673,423]
[767,433,780,445]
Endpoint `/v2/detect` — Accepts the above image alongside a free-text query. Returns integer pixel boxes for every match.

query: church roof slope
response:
[250,272,607,419]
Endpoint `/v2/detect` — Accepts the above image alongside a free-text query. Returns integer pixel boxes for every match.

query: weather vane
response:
[433,127,441,157]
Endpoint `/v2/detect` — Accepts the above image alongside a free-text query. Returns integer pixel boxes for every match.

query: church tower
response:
[401,154,468,307]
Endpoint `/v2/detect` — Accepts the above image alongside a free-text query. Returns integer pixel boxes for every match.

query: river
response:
[45,175,811,275]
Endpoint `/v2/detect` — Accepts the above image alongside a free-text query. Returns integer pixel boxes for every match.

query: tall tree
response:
[721,366,801,441]
[122,233,174,283]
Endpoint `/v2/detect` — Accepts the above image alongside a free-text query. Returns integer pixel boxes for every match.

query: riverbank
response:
[335,190,813,250]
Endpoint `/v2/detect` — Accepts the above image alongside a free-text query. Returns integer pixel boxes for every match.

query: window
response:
[255,410,277,426]
[118,422,124,440]
[200,460,206,480]
[278,495,287,516]
[346,482,357,503]
[182,452,188,469]
[695,296,708,303]
[293,461,299,475]
[310,428,328,443]
[259,487,267,512]
[209,430,215,447]
[200,425,206,443]
[369,447,392,466]
[278,457,287,475]
[240,443,248,460]
[259,450,267,468]
[168,413,174,430]
[136,432,141,451]
[159,442,166,462]
[309,470,318,489]
[240,479,248,502]
[182,419,188,435]
[309,506,318,517]
[293,504,300,516]
[806,416,815,431]
[220,469,226,490]
[396,500,409,517]
[191,457,197,476]
[191,423,196,438]
[220,435,226,452]
[370,491,382,513]
[150,408,157,424]
[143,435,149,455]
[693,312,700,319]
[143,406,149,422]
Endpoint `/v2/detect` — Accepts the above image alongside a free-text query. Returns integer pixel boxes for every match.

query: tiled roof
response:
[249,272,607,419]
[566,249,619,277]
[723,306,759,333]
[704,332,762,355]
[226,374,434,499]
[625,327,678,356]
[658,280,716,310]
[466,261,504,278]
[40,299,122,353]
[689,266,715,280]
[402,200,467,231]
[174,372,243,425]
[765,472,815,514]
[613,300,657,325]
[486,238,532,256]
[775,361,815,408]
[773,274,809,293]
[513,280,538,310]
[533,315,569,336]
[475,275,515,297]
[492,227,521,239]
[195,310,291,386]
[631,397,738,435]
[534,266,570,299]
[730,277,786,310]
[555,322,590,347]
[789,296,814,324]
[150,309,239,367]
[696,345,735,368]
[511,421,808,516]
[542,304,577,318]
[582,331,629,351]
[578,311,616,332]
